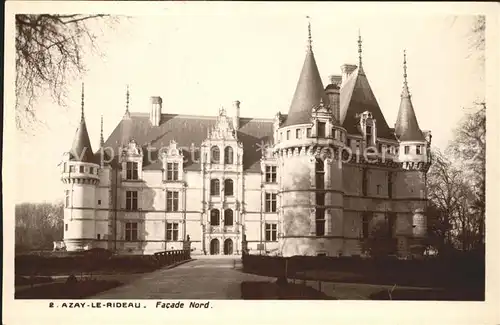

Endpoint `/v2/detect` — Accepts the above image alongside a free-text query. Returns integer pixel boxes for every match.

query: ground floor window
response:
[125,222,138,241]
[166,222,179,241]
[265,223,277,241]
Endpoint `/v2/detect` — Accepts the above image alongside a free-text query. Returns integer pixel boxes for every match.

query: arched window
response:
[211,146,220,163]
[224,209,233,226]
[210,209,220,226]
[210,179,220,196]
[224,146,234,164]
[224,179,234,196]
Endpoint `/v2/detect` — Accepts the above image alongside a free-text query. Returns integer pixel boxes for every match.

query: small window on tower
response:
[404,146,410,155]
[97,199,101,205]
[286,130,290,140]
[65,224,68,232]
[296,129,302,139]
[317,122,326,137]
[79,166,85,173]
[306,128,312,138]
[416,145,422,155]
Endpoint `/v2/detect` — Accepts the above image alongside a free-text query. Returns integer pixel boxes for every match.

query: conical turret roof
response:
[69,84,95,163]
[282,21,328,127]
[339,33,394,139]
[394,51,424,142]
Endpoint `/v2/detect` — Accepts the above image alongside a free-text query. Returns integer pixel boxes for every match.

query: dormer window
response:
[166,162,179,181]
[366,125,373,146]
[317,122,326,137]
[126,162,139,180]
[211,146,220,163]
[224,146,234,164]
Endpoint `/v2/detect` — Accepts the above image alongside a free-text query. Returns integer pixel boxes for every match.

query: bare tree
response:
[15,14,118,130]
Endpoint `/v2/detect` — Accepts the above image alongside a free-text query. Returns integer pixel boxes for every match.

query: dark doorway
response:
[223,239,233,255]
[210,238,220,255]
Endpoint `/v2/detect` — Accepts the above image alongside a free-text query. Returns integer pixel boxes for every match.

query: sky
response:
[13,7,485,204]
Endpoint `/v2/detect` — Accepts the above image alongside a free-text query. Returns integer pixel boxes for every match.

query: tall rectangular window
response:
[317,122,326,137]
[404,146,410,155]
[316,208,325,236]
[126,162,139,180]
[362,168,368,196]
[265,166,277,183]
[387,212,397,238]
[347,138,351,148]
[366,125,373,146]
[79,166,85,173]
[388,172,393,199]
[316,193,325,206]
[265,193,277,212]
[210,179,220,196]
[306,128,312,137]
[315,159,325,189]
[296,129,302,139]
[362,213,371,238]
[63,162,67,172]
[69,165,75,173]
[126,191,138,210]
[166,222,179,241]
[125,222,138,241]
[166,191,179,212]
[286,130,290,140]
[166,162,179,181]
[416,145,422,155]
[265,223,277,241]
[65,190,70,208]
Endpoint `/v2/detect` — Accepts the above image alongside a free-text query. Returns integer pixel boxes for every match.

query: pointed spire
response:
[100,115,104,148]
[306,16,312,51]
[395,50,424,141]
[357,30,364,74]
[123,84,131,119]
[282,18,328,127]
[80,82,85,122]
[69,83,95,163]
[402,49,410,97]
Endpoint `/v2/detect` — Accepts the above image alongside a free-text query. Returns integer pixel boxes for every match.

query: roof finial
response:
[100,114,104,148]
[357,29,363,68]
[402,49,410,97]
[80,82,85,122]
[126,84,130,114]
[306,16,312,51]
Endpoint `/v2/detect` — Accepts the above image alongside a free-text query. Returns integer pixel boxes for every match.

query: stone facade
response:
[60,30,431,257]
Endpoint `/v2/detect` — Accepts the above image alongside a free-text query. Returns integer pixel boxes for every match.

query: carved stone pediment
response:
[121,139,142,157]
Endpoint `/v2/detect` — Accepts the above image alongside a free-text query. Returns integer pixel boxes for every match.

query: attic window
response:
[317,122,326,137]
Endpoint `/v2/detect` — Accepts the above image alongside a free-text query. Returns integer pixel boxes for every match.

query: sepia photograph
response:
[3,2,499,325]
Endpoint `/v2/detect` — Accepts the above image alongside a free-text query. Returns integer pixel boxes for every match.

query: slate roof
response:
[69,119,96,163]
[100,113,274,172]
[282,48,329,127]
[394,85,425,142]
[338,67,395,140]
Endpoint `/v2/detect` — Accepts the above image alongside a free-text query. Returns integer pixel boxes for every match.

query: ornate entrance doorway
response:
[210,238,220,255]
[223,238,233,255]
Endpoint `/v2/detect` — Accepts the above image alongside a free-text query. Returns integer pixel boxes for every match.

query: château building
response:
[60,24,431,257]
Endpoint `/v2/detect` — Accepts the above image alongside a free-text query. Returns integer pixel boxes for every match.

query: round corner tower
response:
[60,85,100,251]
[393,51,431,256]
[273,22,346,257]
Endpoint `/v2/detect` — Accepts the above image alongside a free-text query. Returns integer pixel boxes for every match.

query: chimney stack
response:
[232,100,241,130]
[150,96,162,126]
[340,64,357,88]
[325,76,341,122]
